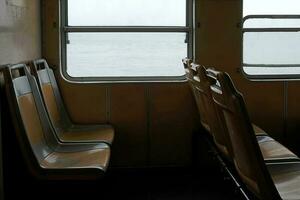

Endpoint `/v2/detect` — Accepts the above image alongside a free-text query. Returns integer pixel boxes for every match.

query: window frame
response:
[241,15,300,81]
[60,0,194,82]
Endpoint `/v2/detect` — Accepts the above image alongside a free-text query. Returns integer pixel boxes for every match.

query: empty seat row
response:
[183,58,298,163]
[2,60,115,180]
[183,58,300,199]
[32,59,114,144]
[183,59,266,137]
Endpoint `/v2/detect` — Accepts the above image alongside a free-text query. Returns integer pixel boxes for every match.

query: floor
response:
[4,166,243,200]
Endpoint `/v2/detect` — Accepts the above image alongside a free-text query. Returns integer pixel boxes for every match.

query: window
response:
[242,0,300,79]
[61,0,193,81]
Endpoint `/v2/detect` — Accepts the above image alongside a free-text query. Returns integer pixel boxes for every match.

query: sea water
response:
[67,33,187,77]
[66,32,300,78]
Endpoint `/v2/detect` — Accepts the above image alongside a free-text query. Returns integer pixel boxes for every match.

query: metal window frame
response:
[60,0,194,83]
[241,15,300,81]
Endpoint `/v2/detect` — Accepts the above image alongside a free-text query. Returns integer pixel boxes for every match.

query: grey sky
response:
[244,0,300,16]
[68,0,186,26]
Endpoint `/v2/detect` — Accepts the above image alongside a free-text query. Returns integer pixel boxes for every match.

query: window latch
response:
[66,33,70,44]
[185,33,188,43]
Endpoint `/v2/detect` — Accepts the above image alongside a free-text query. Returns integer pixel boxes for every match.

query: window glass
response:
[243,0,300,78]
[64,0,190,79]
[244,18,300,28]
[243,67,300,76]
[243,32,300,65]
[66,33,187,77]
[244,0,300,16]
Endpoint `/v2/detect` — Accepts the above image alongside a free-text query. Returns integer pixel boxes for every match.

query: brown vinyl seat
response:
[195,66,299,163]
[182,58,211,132]
[195,65,267,136]
[192,65,232,157]
[210,70,300,199]
[31,59,114,145]
[257,135,299,163]
[183,58,266,137]
[4,64,110,180]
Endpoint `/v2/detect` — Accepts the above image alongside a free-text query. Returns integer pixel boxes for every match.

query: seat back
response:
[32,59,71,129]
[182,59,210,131]
[3,64,58,168]
[209,70,280,199]
[193,66,232,157]
[182,58,192,68]
[182,58,194,81]
[182,59,198,98]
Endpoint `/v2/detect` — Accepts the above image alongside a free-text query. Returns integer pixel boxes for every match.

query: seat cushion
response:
[41,147,110,172]
[201,122,210,133]
[252,124,268,136]
[58,124,114,145]
[268,163,300,200]
[37,68,115,146]
[258,136,300,162]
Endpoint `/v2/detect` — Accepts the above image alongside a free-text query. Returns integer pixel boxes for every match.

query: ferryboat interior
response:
[1,0,300,199]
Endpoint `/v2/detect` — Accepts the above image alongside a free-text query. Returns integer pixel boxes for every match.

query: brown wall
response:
[57,77,199,168]
[287,82,300,153]
[0,0,41,65]
[42,1,200,168]
[0,0,41,196]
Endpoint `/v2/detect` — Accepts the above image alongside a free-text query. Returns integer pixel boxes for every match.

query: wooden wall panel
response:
[149,83,199,166]
[237,79,284,140]
[58,82,108,124]
[287,82,300,154]
[110,85,148,167]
